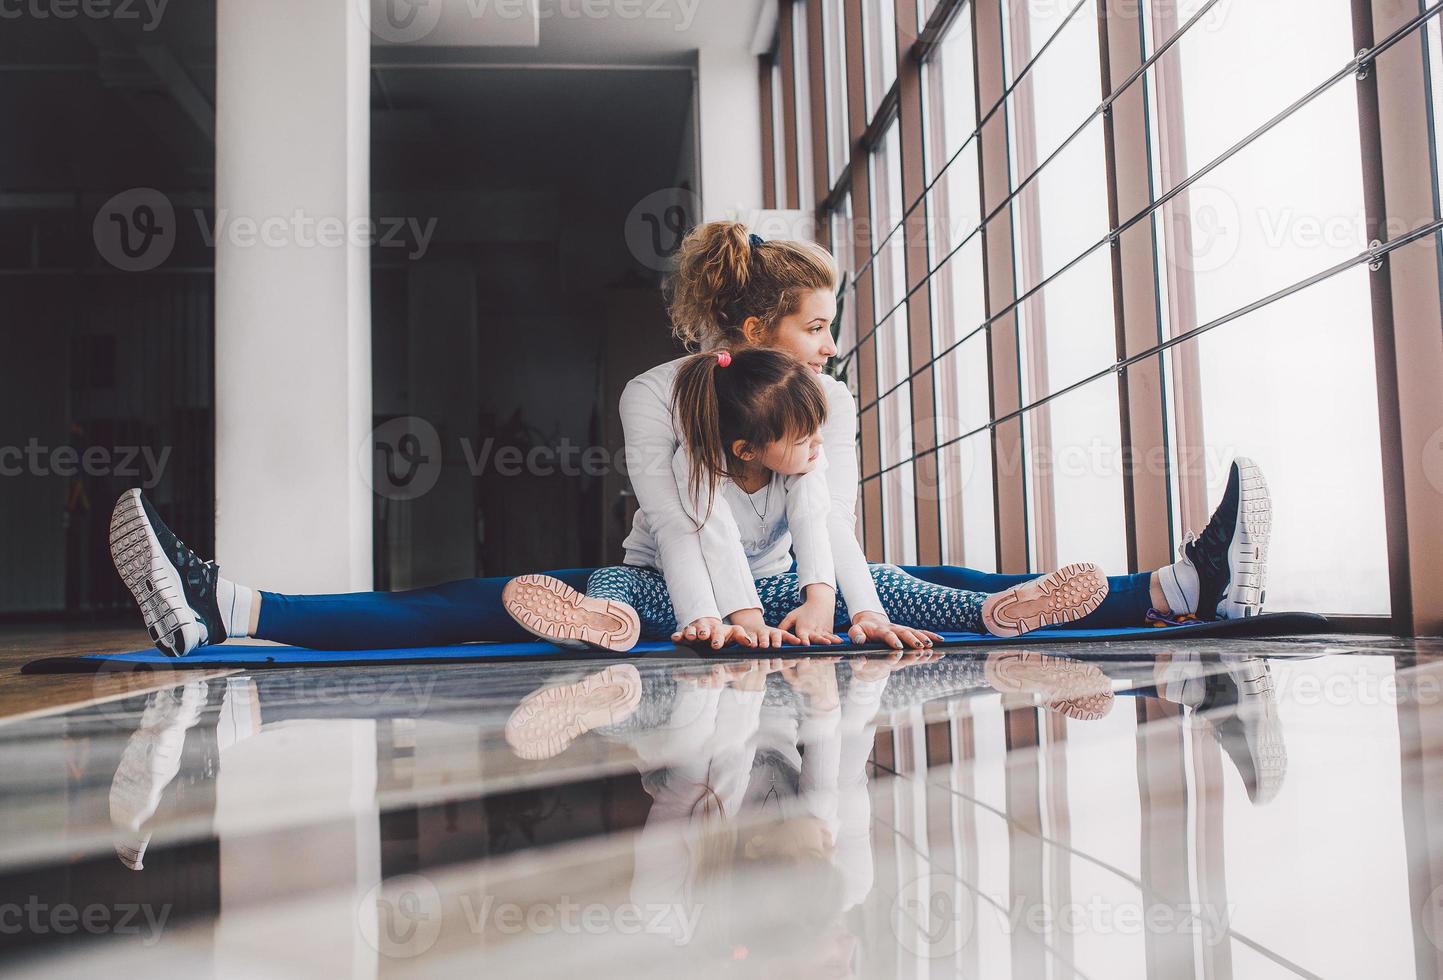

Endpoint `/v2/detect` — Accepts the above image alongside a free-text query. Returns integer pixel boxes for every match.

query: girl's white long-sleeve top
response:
[619,355,884,625]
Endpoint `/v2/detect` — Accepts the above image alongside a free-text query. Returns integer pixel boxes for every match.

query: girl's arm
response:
[818,378,886,617]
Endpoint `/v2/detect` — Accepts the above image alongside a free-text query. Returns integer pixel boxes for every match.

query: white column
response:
[214,0,373,593]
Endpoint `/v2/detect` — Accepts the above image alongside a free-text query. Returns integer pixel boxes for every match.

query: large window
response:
[1146,0,1389,614]
[780,0,1440,627]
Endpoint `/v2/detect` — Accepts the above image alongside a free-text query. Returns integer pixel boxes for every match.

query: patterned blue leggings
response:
[586,563,988,639]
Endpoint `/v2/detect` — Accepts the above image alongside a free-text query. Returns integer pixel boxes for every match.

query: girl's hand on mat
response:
[672,618,757,650]
[727,609,802,650]
[778,602,844,647]
[846,612,944,651]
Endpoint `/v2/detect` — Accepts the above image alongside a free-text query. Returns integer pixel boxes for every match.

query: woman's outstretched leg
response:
[110,486,596,654]
[900,457,1272,627]
[255,569,595,650]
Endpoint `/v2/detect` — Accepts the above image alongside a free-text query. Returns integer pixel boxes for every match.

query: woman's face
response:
[748,288,839,375]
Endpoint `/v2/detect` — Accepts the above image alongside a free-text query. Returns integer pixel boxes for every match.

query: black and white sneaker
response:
[1159,654,1287,804]
[1160,457,1272,621]
[109,489,225,657]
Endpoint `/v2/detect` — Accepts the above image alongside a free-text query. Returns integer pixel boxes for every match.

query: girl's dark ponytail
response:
[673,352,729,518]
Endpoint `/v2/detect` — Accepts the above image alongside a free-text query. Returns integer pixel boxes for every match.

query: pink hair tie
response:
[715,350,733,368]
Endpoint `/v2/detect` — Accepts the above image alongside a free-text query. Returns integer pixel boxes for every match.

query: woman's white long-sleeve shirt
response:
[619,356,884,625]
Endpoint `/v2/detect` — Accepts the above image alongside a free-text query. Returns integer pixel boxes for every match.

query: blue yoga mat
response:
[20,613,1333,673]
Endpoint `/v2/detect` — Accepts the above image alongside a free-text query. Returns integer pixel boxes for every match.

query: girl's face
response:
[754,428,824,477]
[751,288,839,375]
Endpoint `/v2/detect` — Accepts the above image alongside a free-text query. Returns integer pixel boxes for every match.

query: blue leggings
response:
[255,564,1154,650]
[587,564,987,639]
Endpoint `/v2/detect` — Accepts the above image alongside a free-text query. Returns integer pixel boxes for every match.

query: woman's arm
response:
[782,455,835,599]
[818,378,885,617]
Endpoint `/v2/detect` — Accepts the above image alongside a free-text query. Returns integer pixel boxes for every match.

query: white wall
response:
[697,45,766,222]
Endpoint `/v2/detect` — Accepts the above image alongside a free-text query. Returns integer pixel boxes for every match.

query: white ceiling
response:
[370,0,768,63]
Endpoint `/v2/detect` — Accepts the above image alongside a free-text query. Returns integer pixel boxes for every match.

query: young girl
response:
[500,347,1111,652]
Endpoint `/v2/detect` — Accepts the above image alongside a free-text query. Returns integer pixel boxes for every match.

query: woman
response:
[107,224,1269,657]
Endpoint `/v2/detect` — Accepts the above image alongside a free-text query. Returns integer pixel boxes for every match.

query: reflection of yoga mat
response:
[22,613,1335,673]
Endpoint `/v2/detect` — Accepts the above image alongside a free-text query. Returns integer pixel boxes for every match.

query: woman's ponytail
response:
[666,220,837,352]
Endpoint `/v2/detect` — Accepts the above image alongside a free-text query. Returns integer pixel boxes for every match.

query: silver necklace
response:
[741,476,774,535]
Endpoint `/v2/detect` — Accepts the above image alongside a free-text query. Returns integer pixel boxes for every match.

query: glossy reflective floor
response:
[2,630,1442,978]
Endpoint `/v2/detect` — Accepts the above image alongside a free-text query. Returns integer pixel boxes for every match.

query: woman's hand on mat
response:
[846,611,944,651]
[727,609,802,649]
[778,599,844,647]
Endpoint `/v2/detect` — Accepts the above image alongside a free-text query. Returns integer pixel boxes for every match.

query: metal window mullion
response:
[846,0,886,558]
[896,0,942,564]
[975,0,1027,574]
[1102,0,1173,574]
[1354,0,1443,637]
[807,0,833,218]
[780,2,803,211]
[759,55,778,210]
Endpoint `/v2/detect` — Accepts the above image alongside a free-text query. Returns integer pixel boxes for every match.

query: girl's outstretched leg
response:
[502,566,676,652]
